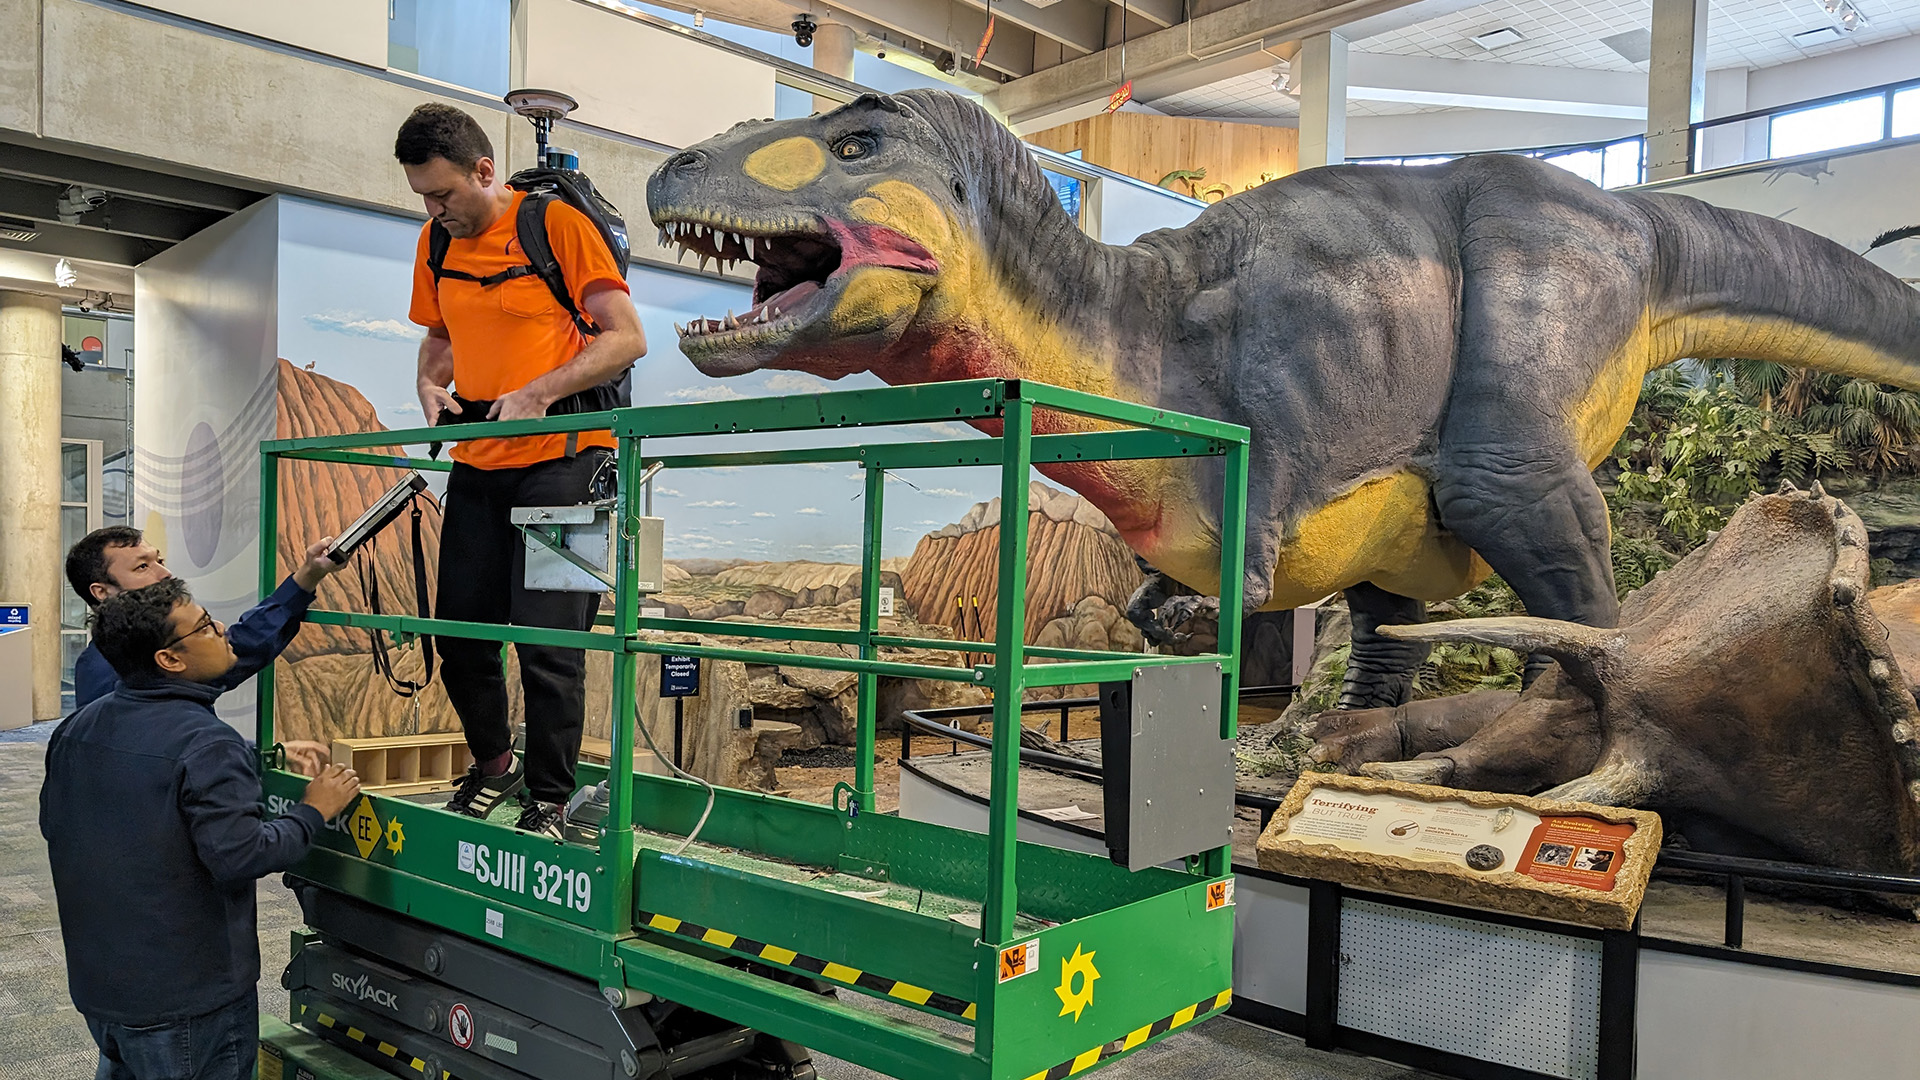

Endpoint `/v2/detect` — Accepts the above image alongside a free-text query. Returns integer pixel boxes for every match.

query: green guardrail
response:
[257,378,1251,1080]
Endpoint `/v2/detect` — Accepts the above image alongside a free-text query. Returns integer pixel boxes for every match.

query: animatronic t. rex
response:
[646,91,1920,708]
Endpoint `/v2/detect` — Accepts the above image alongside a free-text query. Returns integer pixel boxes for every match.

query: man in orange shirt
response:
[396,103,646,838]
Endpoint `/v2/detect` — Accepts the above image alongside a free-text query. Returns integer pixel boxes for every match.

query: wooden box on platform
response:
[1256,772,1662,930]
[329,733,473,796]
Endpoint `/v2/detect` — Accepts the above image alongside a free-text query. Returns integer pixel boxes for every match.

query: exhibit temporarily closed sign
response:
[1258,773,1661,929]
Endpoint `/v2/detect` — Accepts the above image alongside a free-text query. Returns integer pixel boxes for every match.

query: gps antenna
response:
[504,88,580,169]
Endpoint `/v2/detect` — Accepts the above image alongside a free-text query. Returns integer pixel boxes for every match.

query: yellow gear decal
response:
[1054,944,1100,1022]
[385,818,405,856]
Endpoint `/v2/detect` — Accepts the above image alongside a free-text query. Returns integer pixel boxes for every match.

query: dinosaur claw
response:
[1358,758,1455,786]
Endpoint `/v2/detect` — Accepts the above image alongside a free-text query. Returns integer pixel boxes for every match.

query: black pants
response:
[437,451,606,804]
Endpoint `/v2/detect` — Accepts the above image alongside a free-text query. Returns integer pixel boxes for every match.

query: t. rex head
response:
[647,90,1041,380]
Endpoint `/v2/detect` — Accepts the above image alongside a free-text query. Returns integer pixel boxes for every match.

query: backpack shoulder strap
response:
[516,193,602,337]
[427,220,453,281]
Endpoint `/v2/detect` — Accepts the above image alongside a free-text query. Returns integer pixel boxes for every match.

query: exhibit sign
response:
[1258,773,1661,929]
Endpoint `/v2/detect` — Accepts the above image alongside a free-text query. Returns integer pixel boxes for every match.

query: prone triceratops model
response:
[646,90,1920,711]
[1305,486,1920,876]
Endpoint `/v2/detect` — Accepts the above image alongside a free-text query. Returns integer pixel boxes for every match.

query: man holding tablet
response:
[396,103,646,839]
[63,526,348,773]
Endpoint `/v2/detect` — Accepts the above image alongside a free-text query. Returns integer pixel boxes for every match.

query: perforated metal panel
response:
[1336,899,1602,1080]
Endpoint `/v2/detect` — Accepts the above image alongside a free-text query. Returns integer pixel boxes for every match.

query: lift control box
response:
[1099,663,1236,871]
[512,505,663,593]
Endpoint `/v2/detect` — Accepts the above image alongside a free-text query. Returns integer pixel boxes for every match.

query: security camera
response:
[936,50,956,74]
[792,14,816,47]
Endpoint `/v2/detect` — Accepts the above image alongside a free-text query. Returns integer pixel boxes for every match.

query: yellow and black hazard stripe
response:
[297,1002,447,1079]
[1019,989,1233,1080]
[637,909,977,1022]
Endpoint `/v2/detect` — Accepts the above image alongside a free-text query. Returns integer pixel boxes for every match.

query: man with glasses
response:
[63,526,345,771]
[41,578,363,1080]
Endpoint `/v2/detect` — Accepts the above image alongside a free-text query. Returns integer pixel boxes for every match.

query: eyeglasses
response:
[161,611,223,651]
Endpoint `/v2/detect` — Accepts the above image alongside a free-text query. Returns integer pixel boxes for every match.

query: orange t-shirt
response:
[409,190,630,469]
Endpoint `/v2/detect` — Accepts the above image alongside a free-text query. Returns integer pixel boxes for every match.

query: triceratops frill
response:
[1305,485,1920,876]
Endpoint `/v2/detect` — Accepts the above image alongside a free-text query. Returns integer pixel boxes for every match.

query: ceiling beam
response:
[0,221,169,267]
[987,0,1423,128]
[0,175,225,243]
[948,0,1108,55]
[1343,52,1649,119]
[1119,0,1188,31]
[814,0,1039,77]
[0,140,257,213]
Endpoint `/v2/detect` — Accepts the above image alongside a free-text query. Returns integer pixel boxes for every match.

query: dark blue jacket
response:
[73,576,314,709]
[40,675,326,1024]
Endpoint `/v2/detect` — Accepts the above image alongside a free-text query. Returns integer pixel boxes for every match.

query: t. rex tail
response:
[1631,192,1920,388]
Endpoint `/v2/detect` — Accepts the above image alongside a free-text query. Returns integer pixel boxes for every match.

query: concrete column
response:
[811,21,856,115]
[0,292,65,721]
[1297,32,1349,169]
[1646,0,1708,181]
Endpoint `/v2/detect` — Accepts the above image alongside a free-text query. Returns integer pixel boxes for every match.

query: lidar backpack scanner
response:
[425,89,633,458]
[447,91,665,598]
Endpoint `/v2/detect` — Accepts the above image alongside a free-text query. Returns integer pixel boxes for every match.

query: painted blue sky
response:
[274,197,1002,562]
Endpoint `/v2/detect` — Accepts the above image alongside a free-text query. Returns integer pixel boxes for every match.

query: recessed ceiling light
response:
[1470,27,1525,50]
[1790,24,1844,46]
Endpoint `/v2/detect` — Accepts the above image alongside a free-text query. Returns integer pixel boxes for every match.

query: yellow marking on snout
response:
[744,138,826,191]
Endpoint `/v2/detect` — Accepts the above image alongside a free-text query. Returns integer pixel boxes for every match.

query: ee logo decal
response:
[347,797,381,859]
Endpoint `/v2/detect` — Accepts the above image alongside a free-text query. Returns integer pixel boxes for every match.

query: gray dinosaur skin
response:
[648,91,1920,708]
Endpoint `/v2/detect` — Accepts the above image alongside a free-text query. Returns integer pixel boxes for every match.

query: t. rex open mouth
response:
[652,215,938,345]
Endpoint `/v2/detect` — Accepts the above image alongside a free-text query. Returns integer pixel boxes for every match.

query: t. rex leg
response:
[1339,582,1428,710]
[1434,172,1642,651]
[1433,445,1620,673]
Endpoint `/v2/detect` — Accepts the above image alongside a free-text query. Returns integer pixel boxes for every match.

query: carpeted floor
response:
[0,741,1436,1080]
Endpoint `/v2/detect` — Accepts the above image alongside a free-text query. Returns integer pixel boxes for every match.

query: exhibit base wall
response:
[1636,949,1920,1079]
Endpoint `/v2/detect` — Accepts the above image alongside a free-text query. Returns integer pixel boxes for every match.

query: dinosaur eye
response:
[832,134,875,160]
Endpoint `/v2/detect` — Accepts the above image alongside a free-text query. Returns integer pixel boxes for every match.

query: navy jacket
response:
[40,676,326,1024]
[73,576,314,709]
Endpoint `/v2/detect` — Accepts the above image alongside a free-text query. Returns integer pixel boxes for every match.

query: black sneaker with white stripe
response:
[445,759,524,818]
[515,800,566,840]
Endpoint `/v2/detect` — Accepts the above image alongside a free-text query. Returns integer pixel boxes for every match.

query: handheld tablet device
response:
[326,472,429,565]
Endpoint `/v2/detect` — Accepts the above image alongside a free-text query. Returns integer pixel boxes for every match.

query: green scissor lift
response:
[258,379,1251,1080]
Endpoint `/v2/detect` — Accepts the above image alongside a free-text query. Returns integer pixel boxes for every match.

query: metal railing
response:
[1652,848,1920,950]
[1687,73,1920,175]
[900,701,1920,960]
[897,683,1297,775]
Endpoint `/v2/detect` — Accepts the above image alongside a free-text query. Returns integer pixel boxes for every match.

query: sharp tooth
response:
[677,246,691,265]
[674,321,685,335]
[699,254,711,273]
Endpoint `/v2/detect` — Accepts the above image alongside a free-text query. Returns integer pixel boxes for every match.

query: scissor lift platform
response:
[256,379,1251,1080]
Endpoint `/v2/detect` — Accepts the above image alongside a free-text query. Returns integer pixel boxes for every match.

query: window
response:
[389,0,510,96]
[1769,94,1886,159]
[59,440,102,703]
[1543,147,1604,186]
[1042,168,1084,222]
[1893,86,1920,139]
[1600,138,1643,188]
